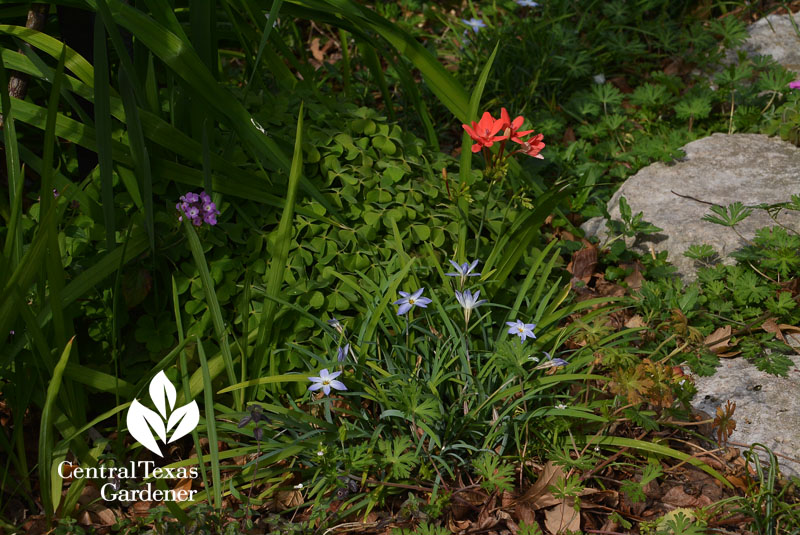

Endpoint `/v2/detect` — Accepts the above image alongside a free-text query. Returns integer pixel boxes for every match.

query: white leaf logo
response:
[127,371,200,456]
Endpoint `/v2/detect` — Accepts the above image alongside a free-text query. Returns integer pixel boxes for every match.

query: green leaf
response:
[39,338,75,519]
[253,103,305,382]
[93,20,116,249]
[195,338,222,510]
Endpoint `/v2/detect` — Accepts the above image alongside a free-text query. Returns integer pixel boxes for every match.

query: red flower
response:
[517,133,545,159]
[462,111,507,153]
[499,108,535,144]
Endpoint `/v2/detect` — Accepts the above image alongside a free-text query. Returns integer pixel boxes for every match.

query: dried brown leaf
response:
[544,500,580,535]
[624,315,646,329]
[705,325,732,353]
[516,461,564,510]
[568,246,598,283]
[623,263,645,290]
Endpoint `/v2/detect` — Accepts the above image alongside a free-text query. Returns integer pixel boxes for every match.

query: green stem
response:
[473,181,497,258]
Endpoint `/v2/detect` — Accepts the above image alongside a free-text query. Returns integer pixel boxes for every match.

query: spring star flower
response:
[516,0,539,6]
[393,288,432,315]
[308,368,347,396]
[534,357,569,370]
[337,343,350,363]
[462,111,507,152]
[506,320,536,342]
[454,289,487,325]
[462,18,486,33]
[446,259,481,288]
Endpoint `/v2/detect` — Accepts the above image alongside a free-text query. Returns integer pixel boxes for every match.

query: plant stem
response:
[473,180,497,258]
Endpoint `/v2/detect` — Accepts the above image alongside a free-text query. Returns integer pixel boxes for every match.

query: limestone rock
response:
[582,133,800,280]
[692,353,800,478]
[727,12,800,74]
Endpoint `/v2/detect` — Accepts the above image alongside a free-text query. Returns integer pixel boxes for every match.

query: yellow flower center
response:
[409,298,416,305]
[518,327,524,333]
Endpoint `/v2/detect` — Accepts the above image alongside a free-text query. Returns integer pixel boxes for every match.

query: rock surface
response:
[726,12,800,73]
[692,352,800,478]
[583,132,800,477]
[582,133,800,280]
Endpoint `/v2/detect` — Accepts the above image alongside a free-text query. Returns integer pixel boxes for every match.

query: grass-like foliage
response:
[1,0,800,533]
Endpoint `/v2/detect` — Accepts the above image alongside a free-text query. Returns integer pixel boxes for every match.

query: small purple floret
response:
[177,190,220,227]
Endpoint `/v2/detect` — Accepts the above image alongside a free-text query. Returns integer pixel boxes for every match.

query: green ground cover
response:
[1,0,800,533]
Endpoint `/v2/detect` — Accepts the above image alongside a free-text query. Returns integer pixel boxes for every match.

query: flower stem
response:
[473,180,497,258]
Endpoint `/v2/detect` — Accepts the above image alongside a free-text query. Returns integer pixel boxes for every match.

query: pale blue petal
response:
[329,380,347,391]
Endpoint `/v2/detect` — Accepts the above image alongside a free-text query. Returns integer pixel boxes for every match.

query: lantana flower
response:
[462,18,487,33]
[393,288,432,315]
[506,319,536,342]
[308,369,346,396]
[177,190,220,226]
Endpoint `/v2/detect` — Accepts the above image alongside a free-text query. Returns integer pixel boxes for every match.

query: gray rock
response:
[692,354,800,478]
[726,12,800,74]
[582,133,800,280]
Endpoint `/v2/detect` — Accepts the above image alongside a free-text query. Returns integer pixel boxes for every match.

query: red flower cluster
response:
[462,108,545,160]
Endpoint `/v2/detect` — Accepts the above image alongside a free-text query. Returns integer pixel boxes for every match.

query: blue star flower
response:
[308,369,347,396]
[393,288,433,316]
[462,18,487,33]
[506,319,536,342]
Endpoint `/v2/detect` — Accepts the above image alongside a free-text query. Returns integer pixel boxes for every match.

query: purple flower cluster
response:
[177,191,219,226]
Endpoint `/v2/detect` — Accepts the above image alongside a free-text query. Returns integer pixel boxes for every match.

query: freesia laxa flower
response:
[308,369,346,396]
[462,111,508,153]
[516,133,546,159]
[499,108,535,144]
[790,80,800,90]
